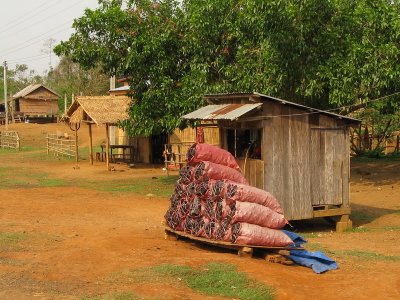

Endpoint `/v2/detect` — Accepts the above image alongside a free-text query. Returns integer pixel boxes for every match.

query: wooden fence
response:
[46,134,77,158]
[0,131,20,150]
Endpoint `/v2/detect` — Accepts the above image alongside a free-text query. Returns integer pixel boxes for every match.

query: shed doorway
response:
[224,128,264,189]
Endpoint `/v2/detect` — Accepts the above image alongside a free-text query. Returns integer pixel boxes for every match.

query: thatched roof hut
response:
[64,95,132,170]
[66,95,131,125]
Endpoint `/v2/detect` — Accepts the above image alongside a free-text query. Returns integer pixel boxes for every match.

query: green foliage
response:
[0,64,42,101]
[46,56,110,111]
[55,0,400,136]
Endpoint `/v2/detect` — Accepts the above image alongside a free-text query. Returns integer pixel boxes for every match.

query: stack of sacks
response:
[164,143,292,247]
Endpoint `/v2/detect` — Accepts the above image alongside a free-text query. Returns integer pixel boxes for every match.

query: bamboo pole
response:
[75,123,79,163]
[106,123,110,171]
[88,123,93,165]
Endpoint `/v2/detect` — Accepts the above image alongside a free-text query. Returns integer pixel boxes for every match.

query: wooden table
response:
[100,144,135,163]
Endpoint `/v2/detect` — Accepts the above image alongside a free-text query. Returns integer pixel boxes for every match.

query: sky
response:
[0,0,99,75]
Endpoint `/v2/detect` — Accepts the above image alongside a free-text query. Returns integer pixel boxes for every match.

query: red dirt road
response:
[0,123,399,299]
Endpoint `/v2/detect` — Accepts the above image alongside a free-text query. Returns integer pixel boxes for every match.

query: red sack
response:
[229,201,287,229]
[187,143,240,171]
[231,223,292,247]
[194,161,248,185]
[223,182,283,214]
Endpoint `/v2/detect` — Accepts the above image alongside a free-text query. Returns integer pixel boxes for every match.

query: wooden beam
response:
[312,206,351,218]
[88,123,93,165]
[106,123,110,171]
[75,123,79,163]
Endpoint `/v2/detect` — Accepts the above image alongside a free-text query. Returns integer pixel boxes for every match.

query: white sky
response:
[0,0,99,75]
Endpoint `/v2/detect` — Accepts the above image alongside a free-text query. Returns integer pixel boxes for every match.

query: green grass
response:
[82,176,176,197]
[345,226,371,233]
[108,263,274,299]
[342,250,400,262]
[152,263,274,300]
[382,225,400,231]
[0,232,30,251]
[351,210,375,223]
[81,292,141,300]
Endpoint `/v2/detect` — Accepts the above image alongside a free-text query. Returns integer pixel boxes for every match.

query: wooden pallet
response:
[165,227,297,264]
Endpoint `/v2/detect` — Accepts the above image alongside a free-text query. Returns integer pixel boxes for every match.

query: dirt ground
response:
[0,123,399,300]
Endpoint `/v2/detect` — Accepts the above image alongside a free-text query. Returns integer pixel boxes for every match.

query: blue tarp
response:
[281,230,339,274]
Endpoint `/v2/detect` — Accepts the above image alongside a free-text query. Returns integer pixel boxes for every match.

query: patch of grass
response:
[295,232,320,239]
[0,232,30,251]
[37,178,67,187]
[81,292,141,300]
[342,250,400,262]
[0,257,24,266]
[382,225,400,231]
[152,263,275,300]
[305,243,337,257]
[82,176,175,197]
[345,226,370,233]
[351,210,375,223]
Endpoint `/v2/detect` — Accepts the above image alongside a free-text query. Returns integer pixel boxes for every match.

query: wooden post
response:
[46,134,49,155]
[106,123,110,171]
[75,123,79,163]
[64,94,67,114]
[88,123,93,165]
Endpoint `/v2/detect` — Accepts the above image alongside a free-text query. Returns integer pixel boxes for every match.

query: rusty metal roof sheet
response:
[204,92,360,123]
[182,103,262,121]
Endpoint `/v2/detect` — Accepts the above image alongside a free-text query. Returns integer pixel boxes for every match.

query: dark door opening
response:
[151,133,168,164]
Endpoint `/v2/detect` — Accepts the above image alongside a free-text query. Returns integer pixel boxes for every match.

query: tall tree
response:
[54,0,400,137]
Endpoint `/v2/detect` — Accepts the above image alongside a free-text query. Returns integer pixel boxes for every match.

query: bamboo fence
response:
[46,134,76,158]
[0,131,20,150]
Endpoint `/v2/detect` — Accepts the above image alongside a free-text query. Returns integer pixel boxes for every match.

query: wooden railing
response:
[46,134,76,158]
[0,131,20,150]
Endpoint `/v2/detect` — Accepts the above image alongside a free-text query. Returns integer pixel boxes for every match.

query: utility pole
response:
[64,93,67,114]
[3,61,8,131]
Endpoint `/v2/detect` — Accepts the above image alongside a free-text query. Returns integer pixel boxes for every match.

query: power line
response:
[264,91,400,119]
[8,54,49,63]
[0,25,71,57]
[0,0,60,35]
[0,0,86,37]
[0,0,91,56]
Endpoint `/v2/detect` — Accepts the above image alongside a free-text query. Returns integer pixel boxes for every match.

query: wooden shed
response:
[65,95,132,170]
[13,84,59,116]
[182,92,361,231]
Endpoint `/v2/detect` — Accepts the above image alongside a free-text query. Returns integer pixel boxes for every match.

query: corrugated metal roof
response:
[182,103,262,121]
[204,92,361,123]
[109,85,130,92]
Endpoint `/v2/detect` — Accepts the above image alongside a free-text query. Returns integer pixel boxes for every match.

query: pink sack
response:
[231,223,292,247]
[194,161,248,185]
[229,202,287,229]
[223,182,283,214]
[187,143,240,171]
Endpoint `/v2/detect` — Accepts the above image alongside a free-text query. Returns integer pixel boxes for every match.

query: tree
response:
[54,0,400,138]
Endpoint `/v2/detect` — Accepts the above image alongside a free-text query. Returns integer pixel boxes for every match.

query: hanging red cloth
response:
[196,126,205,143]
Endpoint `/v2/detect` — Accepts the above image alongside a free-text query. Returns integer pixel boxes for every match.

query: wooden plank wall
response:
[237,158,264,189]
[19,99,59,115]
[264,102,350,220]
[169,126,220,146]
[310,116,346,206]
[263,102,313,220]
[27,87,58,100]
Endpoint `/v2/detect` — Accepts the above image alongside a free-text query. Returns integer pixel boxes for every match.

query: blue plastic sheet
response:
[282,230,339,274]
